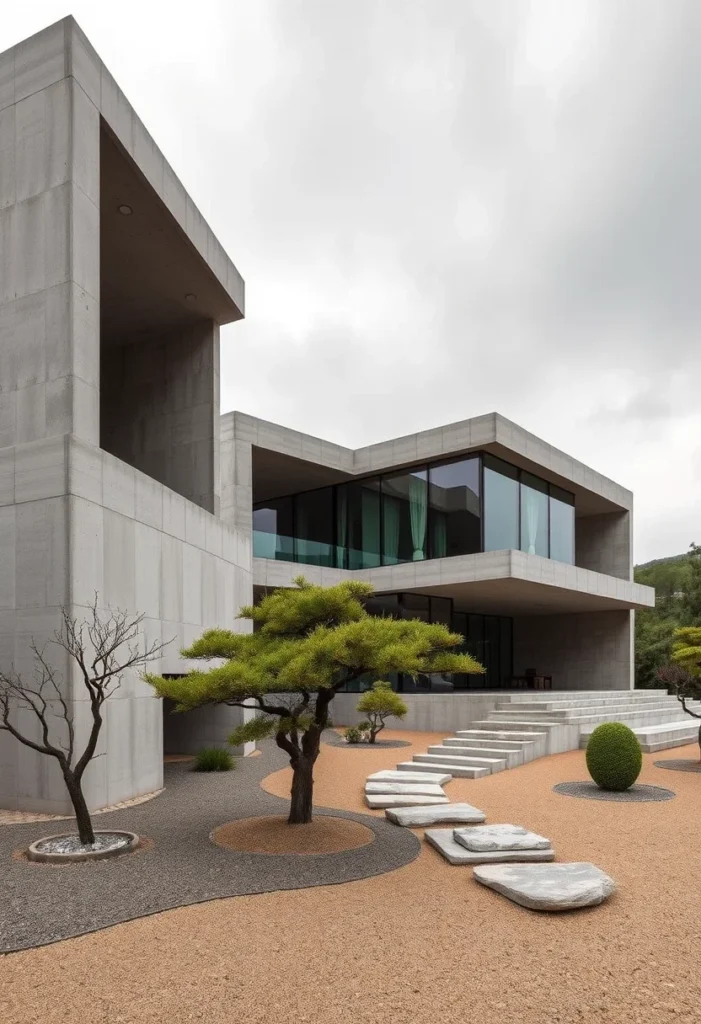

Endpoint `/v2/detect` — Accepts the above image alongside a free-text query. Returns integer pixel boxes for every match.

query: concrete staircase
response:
[397,690,699,780]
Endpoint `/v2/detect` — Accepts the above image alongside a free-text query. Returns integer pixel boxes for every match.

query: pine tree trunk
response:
[64,771,95,845]
[289,755,314,824]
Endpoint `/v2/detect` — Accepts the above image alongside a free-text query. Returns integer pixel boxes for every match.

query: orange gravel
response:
[1,729,701,1024]
[211,814,374,854]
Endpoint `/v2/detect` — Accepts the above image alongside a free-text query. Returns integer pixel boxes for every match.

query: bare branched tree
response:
[0,599,169,844]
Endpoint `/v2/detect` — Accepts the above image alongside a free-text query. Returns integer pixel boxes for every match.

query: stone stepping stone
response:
[473,862,616,911]
[366,794,449,810]
[367,770,453,785]
[425,829,555,866]
[384,803,486,827]
[365,782,445,797]
[454,824,552,853]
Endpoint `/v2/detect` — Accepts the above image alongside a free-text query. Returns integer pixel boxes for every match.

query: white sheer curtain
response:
[409,475,427,560]
[522,487,540,555]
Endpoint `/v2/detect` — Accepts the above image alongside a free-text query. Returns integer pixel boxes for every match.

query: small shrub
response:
[193,747,234,772]
[344,727,362,744]
[586,722,642,791]
[357,721,371,734]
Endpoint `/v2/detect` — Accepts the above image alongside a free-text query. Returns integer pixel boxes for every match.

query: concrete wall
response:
[0,436,253,813]
[513,610,633,691]
[576,512,632,581]
[220,413,252,532]
[330,691,505,733]
[101,321,220,514]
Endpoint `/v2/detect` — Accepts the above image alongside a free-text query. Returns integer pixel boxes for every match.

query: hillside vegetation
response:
[634,544,701,687]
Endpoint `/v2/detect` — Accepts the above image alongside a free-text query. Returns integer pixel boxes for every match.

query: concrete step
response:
[471,719,578,754]
[396,760,491,779]
[580,717,701,753]
[455,729,548,760]
[443,737,533,751]
[502,689,667,702]
[496,696,679,713]
[487,706,694,728]
[426,744,523,769]
[414,752,508,774]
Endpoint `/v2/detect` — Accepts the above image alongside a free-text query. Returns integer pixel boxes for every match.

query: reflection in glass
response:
[295,487,334,566]
[347,479,381,569]
[483,455,519,551]
[252,497,294,561]
[428,457,480,558]
[520,472,549,557]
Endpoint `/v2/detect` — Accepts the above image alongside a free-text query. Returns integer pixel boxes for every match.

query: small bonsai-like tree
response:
[0,601,168,845]
[355,681,408,743]
[669,628,701,759]
[147,577,483,824]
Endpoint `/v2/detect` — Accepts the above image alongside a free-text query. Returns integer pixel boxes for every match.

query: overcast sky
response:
[6,1,701,564]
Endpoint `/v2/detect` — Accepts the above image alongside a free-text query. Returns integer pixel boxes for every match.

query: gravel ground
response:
[0,743,419,954]
[654,759,701,773]
[552,781,676,802]
[1,731,701,1024]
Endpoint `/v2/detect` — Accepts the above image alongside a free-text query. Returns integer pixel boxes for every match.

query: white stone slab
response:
[454,824,552,853]
[367,770,453,785]
[473,862,616,911]
[365,794,449,810]
[384,803,486,827]
[364,782,445,797]
[425,830,554,866]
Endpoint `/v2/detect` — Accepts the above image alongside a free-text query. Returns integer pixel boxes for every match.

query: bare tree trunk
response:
[63,770,95,845]
[289,755,315,824]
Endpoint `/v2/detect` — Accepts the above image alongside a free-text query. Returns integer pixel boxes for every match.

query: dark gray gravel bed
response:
[553,781,676,802]
[654,759,701,773]
[323,731,410,749]
[0,742,420,954]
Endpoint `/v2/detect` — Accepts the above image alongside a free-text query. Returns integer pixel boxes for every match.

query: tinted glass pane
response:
[347,479,381,569]
[484,616,500,687]
[382,468,428,564]
[550,493,575,564]
[252,498,294,560]
[430,596,452,625]
[294,487,334,566]
[428,457,480,558]
[401,593,430,622]
[520,472,549,557]
[499,617,513,686]
[483,455,519,551]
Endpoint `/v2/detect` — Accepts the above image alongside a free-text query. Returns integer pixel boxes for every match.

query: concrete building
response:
[0,18,659,814]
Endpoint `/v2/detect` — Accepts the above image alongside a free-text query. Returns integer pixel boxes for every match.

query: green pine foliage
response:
[148,576,483,823]
[356,681,409,742]
[585,722,642,791]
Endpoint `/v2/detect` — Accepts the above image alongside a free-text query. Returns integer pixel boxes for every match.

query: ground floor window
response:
[340,593,513,692]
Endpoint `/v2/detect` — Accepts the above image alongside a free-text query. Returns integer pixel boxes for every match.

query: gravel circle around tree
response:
[653,759,701,773]
[0,742,420,954]
[322,730,411,749]
[552,781,676,802]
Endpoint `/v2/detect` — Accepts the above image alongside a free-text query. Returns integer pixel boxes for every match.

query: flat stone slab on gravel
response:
[367,770,453,785]
[385,803,486,827]
[553,781,675,803]
[365,794,449,809]
[473,862,616,911]
[364,782,445,797]
[425,829,554,865]
[454,824,552,853]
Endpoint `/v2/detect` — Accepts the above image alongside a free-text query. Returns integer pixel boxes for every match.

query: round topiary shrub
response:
[586,722,642,791]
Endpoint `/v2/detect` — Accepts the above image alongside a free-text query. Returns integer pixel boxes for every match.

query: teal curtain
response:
[336,487,348,568]
[362,488,381,567]
[409,475,427,560]
[383,496,400,564]
[432,511,447,558]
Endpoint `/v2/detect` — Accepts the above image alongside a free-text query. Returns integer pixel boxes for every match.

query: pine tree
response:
[147,577,483,823]
[356,681,409,742]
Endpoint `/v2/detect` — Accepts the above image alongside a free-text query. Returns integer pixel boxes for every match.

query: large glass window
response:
[428,457,480,558]
[483,455,519,552]
[381,468,428,564]
[549,485,575,564]
[346,479,381,569]
[520,472,549,557]
[252,497,294,561]
[295,487,334,566]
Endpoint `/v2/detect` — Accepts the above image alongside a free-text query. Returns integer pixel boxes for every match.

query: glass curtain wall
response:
[428,457,480,558]
[253,453,576,566]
